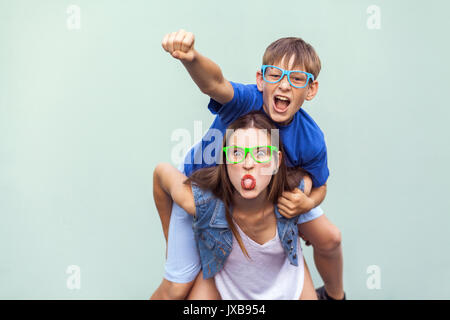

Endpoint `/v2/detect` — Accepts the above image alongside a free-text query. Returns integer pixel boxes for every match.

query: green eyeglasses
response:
[223,146,279,164]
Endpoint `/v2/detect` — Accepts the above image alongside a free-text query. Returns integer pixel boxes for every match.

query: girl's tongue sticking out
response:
[241,174,256,190]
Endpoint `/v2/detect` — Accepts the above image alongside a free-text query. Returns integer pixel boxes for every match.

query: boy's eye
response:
[265,68,282,78]
[290,73,307,83]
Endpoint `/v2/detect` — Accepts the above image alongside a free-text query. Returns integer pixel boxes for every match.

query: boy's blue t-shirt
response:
[183,81,329,187]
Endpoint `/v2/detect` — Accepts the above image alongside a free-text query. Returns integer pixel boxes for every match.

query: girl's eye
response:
[256,149,268,157]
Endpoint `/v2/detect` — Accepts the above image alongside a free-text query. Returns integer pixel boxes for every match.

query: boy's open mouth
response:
[273,95,291,113]
[241,174,256,190]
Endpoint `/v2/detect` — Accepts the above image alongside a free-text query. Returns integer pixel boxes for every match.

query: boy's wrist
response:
[309,184,326,209]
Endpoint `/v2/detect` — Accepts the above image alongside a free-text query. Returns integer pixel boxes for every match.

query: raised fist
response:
[162,29,195,62]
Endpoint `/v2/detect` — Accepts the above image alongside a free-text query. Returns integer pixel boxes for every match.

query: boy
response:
[151,29,344,300]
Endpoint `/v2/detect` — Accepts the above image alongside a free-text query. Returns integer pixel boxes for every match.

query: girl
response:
[152,111,317,299]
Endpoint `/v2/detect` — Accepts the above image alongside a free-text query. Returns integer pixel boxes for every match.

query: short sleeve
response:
[207,81,263,126]
[302,145,329,188]
[190,183,218,223]
[191,183,214,206]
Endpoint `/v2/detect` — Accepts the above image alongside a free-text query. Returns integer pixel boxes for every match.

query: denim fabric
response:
[191,180,305,279]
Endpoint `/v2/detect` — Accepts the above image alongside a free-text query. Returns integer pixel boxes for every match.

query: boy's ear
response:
[305,80,319,101]
[256,71,264,92]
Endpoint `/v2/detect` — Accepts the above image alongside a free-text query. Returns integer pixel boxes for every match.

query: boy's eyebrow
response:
[280,65,307,71]
[226,145,272,148]
[267,62,307,71]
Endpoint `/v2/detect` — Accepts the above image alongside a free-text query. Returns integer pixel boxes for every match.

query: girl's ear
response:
[277,151,282,169]
[271,150,282,175]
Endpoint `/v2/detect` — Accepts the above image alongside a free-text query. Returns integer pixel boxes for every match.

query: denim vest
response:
[191,180,305,279]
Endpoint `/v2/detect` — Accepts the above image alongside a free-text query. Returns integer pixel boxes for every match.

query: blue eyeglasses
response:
[261,65,315,88]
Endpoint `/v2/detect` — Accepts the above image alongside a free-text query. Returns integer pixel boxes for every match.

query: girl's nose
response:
[242,152,255,169]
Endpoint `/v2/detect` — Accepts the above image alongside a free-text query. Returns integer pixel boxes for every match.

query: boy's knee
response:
[161,279,193,300]
[315,225,342,253]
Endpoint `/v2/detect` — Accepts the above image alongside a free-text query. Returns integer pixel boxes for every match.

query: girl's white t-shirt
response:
[214,221,304,300]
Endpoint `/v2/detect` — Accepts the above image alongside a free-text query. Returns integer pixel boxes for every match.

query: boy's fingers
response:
[173,30,186,52]
[277,197,294,210]
[172,50,184,59]
[172,50,194,62]
[281,191,296,202]
[161,33,170,52]
[277,203,294,218]
[166,32,176,53]
[181,32,195,53]
[283,189,305,202]
[162,30,194,58]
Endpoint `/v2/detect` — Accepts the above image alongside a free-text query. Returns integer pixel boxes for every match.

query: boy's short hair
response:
[262,37,321,80]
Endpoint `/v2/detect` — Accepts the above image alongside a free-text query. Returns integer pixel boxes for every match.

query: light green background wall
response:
[1,0,449,299]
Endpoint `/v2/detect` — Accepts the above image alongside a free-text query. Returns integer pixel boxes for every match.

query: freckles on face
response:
[225,128,278,199]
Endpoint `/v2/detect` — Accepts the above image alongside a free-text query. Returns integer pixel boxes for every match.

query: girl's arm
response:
[153,163,196,240]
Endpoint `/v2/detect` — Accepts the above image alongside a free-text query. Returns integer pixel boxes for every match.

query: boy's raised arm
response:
[162,29,234,105]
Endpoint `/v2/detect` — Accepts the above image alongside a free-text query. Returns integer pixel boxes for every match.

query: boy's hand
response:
[162,29,195,62]
[161,29,233,104]
[277,188,315,218]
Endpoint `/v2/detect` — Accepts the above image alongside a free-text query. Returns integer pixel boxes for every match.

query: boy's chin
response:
[267,108,294,125]
[271,113,294,125]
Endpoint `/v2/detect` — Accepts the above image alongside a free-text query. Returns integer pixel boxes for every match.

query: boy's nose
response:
[279,75,290,89]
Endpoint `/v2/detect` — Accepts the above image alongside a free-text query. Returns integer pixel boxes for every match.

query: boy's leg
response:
[151,195,201,299]
[151,278,195,300]
[186,273,222,300]
[298,212,344,300]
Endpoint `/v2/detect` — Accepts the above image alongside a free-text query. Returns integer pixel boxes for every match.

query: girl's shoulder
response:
[190,183,226,222]
[191,183,217,205]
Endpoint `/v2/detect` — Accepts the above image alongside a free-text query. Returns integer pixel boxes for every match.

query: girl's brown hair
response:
[184,111,306,258]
